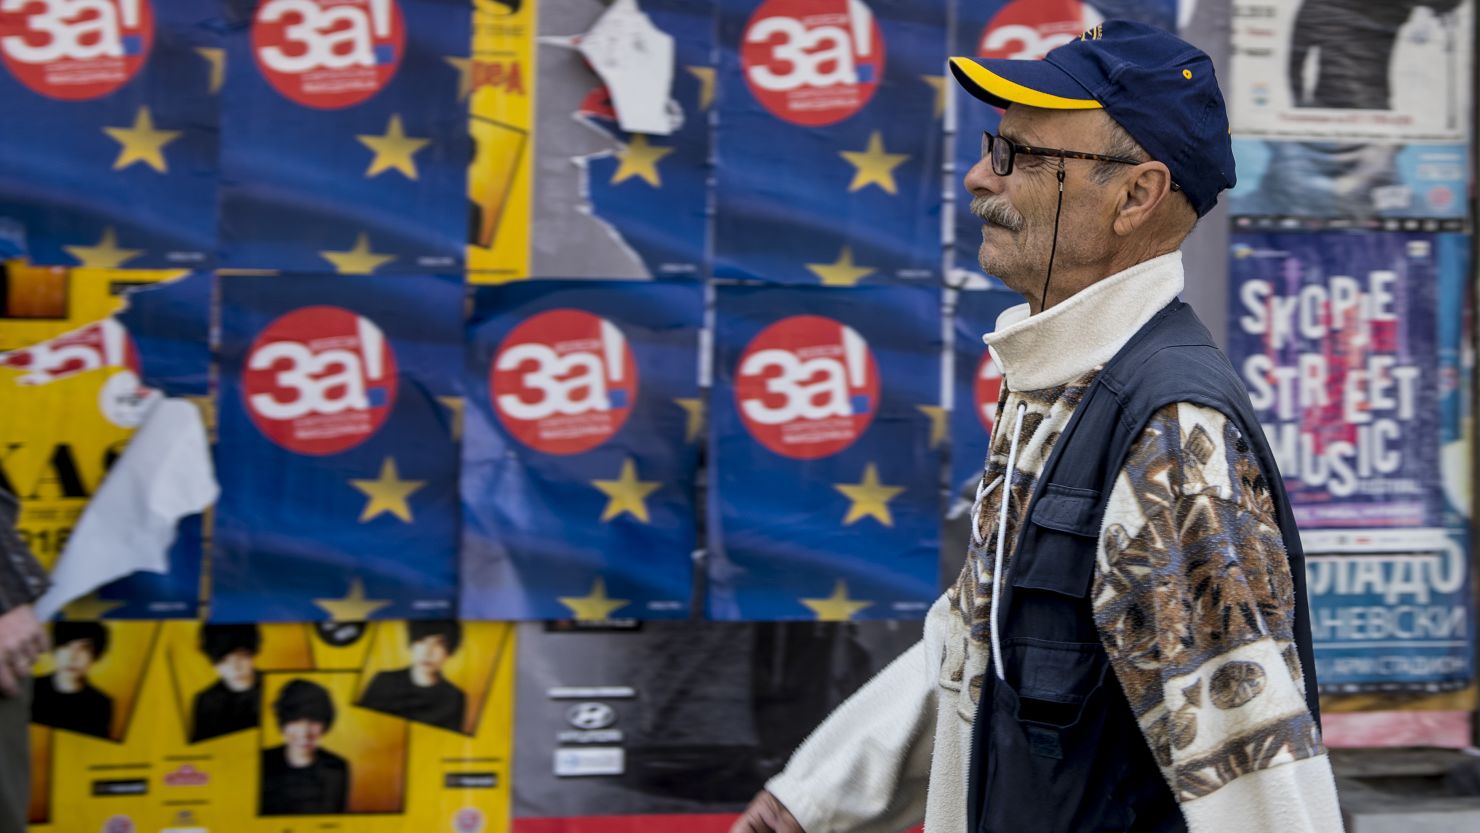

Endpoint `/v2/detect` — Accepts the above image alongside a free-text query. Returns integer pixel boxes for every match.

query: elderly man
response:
[731,21,1342,833]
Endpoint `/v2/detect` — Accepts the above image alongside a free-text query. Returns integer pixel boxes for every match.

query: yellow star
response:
[800,580,874,621]
[319,232,395,274]
[839,131,910,195]
[357,114,431,180]
[686,66,715,110]
[445,56,473,100]
[61,594,126,621]
[313,578,392,622]
[591,459,662,523]
[834,463,905,526]
[437,396,464,441]
[349,457,425,523]
[63,226,143,269]
[557,578,631,622]
[917,405,948,450]
[610,133,674,187]
[674,398,704,443]
[805,246,875,287]
[103,107,181,173]
[196,47,225,94]
[921,74,946,118]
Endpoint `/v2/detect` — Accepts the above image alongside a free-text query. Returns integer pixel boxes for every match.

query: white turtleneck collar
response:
[983,251,1185,392]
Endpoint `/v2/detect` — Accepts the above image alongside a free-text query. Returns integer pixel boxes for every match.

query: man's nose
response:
[963,156,1004,196]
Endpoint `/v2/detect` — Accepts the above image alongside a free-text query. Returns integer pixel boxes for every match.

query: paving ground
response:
[1334,748,1480,832]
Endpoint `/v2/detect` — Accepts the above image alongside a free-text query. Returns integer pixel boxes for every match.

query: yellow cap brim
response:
[948,57,1103,110]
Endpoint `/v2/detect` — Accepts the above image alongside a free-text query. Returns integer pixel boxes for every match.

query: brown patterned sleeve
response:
[1091,403,1325,806]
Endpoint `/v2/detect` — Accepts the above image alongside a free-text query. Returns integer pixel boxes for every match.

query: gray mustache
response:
[970,196,1024,232]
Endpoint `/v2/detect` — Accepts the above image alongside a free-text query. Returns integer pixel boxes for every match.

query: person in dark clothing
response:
[1289,0,1465,109]
[0,486,50,833]
[31,621,112,740]
[259,679,348,816]
[190,624,261,742]
[357,620,466,733]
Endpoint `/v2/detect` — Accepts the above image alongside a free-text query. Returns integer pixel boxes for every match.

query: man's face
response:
[281,718,324,757]
[215,648,257,693]
[410,635,450,678]
[53,639,96,682]
[963,106,1120,296]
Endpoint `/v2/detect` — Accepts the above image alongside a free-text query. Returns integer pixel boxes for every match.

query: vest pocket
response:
[1011,483,1101,599]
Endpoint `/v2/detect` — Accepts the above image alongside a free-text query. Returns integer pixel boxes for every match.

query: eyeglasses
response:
[982,130,1142,177]
[980,131,1179,192]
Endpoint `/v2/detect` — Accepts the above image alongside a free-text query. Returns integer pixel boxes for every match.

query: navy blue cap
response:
[950,20,1235,217]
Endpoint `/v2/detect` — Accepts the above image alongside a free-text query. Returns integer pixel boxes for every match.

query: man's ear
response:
[1111,162,1174,236]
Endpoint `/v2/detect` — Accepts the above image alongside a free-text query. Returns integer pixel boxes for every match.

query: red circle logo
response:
[978,0,1098,61]
[251,0,404,109]
[491,309,638,456]
[242,306,398,456]
[736,315,879,460]
[740,0,885,127]
[1428,185,1454,210]
[0,0,154,100]
[973,348,1003,435]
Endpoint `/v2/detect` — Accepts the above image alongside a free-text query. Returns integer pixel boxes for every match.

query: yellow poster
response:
[29,621,517,833]
[0,265,185,586]
[466,0,535,281]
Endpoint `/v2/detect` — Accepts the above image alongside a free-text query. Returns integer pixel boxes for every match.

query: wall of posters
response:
[212,274,463,622]
[1229,0,1473,142]
[460,281,704,620]
[26,620,515,833]
[713,0,946,285]
[218,0,471,273]
[0,0,219,269]
[709,284,943,620]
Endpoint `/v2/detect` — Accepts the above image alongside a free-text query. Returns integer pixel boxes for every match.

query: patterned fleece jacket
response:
[765,252,1343,833]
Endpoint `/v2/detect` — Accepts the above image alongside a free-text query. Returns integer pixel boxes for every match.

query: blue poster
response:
[712,0,945,285]
[460,281,703,620]
[97,272,214,617]
[948,288,1019,494]
[581,0,713,279]
[213,273,463,622]
[218,0,469,273]
[1231,140,1469,231]
[0,0,219,268]
[949,0,1180,284]
[1228,232,1443,551]
[709,284,942,620]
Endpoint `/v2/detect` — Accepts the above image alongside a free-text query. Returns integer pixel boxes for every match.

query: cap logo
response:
[1079,24,1102,41]
[1182,69,1192,80]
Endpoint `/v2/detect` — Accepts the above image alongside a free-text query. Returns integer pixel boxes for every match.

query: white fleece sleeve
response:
[1181,756,1343,833]
[765,635,936,833]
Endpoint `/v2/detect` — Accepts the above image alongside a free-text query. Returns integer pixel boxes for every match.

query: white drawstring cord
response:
[969,474,1004,546]
[990,402,1028,681]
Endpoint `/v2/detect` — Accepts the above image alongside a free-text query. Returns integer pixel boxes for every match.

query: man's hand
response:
[0,604,47,698]
[730,790,805,833]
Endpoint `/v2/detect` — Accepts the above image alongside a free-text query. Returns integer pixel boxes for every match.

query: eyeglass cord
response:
[1039,156,1067,314]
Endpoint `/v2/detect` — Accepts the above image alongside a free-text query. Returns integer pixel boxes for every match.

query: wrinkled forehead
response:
[999,104,1112,146]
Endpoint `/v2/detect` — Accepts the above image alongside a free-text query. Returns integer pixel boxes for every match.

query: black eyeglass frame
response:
[981,131,1181,192]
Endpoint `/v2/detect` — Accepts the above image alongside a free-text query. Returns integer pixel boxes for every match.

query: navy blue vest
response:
[965,301,1321,833]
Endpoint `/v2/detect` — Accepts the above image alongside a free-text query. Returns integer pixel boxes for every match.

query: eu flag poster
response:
[713,0,945,285]
[460,280,703,621]
[213,274,463,622]
[529,0,714,280]
[218,0,470,273]
[948,0,1181,283]
[709,284,942,620]
[0,0,219,268]
[948,288,1018,495]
